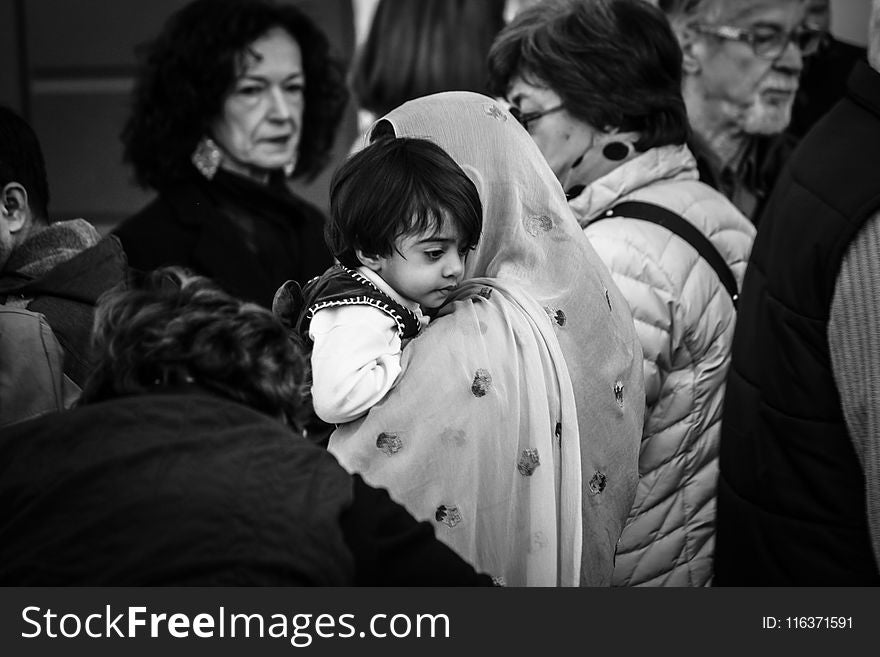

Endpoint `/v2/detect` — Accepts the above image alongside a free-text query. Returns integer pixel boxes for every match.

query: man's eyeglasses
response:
[693,23,826,60]
[509,104,564,130]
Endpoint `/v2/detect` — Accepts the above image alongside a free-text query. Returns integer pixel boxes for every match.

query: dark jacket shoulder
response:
[112,184,209,272]
[1,236,128,385]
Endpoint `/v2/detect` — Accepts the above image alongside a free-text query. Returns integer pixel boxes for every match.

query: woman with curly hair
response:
[113,0,349,308]
[0,267,496,585]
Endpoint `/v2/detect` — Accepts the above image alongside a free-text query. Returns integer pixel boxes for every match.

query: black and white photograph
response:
[0,0,877,652]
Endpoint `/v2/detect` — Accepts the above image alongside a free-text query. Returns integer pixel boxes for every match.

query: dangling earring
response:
[282,156,297,178]
[191,136,223,180]
[602,141,630,161]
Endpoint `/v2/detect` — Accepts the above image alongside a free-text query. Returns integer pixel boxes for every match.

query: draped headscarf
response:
[328,92,644,586]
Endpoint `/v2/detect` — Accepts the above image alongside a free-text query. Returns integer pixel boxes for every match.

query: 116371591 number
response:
[762,616,853,630]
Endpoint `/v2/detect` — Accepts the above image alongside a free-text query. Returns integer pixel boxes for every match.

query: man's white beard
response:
[742,89,797,135]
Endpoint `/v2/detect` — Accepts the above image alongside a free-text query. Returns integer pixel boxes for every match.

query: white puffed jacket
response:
[569,144,755,586]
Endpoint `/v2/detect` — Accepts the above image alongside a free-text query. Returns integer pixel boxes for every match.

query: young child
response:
[275,136,482,425]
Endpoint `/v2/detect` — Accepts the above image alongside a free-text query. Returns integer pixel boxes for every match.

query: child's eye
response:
[425,250,444,261]
[284,82,304,95]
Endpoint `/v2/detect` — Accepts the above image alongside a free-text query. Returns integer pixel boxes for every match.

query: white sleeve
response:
[309,305,402,425]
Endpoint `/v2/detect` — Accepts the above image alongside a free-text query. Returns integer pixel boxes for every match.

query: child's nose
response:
[444,253,464,278]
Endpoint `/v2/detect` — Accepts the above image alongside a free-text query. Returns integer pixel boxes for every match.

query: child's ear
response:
[355,248,384,273]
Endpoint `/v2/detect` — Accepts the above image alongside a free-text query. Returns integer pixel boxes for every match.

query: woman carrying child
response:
[306,92,646,586]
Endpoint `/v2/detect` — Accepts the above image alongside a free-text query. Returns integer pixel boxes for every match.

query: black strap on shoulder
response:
[595,200,739,308]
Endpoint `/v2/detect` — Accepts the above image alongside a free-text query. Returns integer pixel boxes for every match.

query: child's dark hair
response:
[327,136,482,268]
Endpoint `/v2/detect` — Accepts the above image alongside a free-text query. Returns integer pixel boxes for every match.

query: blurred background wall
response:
[831,0,873,45]
[0,0,872,233]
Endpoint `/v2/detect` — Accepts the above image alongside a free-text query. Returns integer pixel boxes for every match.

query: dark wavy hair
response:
[121,0,349,191]
[353,0,506,118]
[326,136,482,269]
[488,0,689,151]
[80,267,310,429]
[0,105,50,221]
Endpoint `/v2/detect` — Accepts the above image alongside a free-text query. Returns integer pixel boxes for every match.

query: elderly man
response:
[660,0,821,222]
[715,0,880,584]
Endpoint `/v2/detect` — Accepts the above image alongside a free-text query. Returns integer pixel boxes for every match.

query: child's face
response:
[372,219,469,309]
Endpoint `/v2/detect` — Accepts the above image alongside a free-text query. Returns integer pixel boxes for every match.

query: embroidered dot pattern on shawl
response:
[523,214,554,236]
[435,505,462,528]
[614,381,625,408]
[471,369,492,397]
[517,448,540,476]
[483,103,508,122]
[589,471,608,495]
[376,432,402,456]
[326,92,645,587]
[544,305,567,327]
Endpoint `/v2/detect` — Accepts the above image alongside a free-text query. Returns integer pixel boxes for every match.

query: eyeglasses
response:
[509,104,564,130]
[693,23,825,60]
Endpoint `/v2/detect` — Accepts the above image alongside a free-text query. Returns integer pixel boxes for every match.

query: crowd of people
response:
[1,0,878,586]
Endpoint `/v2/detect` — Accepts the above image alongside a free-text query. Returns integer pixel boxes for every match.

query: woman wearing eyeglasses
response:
[489,0,755,587]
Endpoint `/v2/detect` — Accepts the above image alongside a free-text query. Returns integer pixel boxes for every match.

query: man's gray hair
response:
[657,0,723,22]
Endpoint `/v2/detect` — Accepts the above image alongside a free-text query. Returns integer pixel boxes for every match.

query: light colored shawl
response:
[328,92,644,586]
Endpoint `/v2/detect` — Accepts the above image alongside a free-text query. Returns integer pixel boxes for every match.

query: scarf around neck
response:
[6,218,100,280]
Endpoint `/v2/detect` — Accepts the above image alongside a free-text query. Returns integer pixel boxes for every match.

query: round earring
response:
[602,142,630,161]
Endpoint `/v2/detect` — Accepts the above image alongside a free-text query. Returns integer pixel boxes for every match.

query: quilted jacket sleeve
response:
[584,221,677,409]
